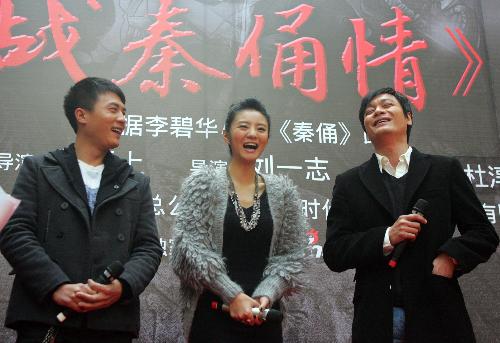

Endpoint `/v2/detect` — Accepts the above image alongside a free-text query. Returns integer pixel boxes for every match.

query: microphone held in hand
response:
[56,261,124,323]
[210,301,284,323]
[388,199,429,268]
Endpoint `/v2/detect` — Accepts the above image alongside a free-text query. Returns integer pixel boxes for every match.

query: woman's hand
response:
[257,296,270,310]
[229,293,260,326]
[253,296,271,325]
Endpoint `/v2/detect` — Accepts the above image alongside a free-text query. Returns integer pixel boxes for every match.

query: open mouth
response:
[243,142,258,151]
[111,127,124,135]
[374,118,390,127]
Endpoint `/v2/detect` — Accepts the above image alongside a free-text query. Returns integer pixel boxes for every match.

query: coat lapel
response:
[41,165,91,229]
[212,168,229,254]
[359,154,394,217]
[61,148,89,204]
[261,173,284,255]
[95,152,130,206]
[402,148,431,212]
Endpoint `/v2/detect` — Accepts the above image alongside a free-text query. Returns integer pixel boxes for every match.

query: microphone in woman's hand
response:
[210,301,283,322]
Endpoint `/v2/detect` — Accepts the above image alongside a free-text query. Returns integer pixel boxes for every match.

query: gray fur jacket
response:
[171,166,308,338]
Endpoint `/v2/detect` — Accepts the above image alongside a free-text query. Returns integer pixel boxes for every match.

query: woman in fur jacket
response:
[171,98,308,343]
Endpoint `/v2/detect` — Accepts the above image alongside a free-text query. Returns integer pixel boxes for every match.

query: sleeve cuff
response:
[383,227,394,256]
[118,278,133,301]
[251,274,288,304]
[209,273,244,304]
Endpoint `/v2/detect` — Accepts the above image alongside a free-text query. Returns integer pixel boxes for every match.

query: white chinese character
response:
[171,116,193,138]
[127,151,142,166]
[256,155,274,174]
[305,157,330,181]
[210,160,228,169]
[301,199,320,219]
[168,238,174,256]
[463,164,475,182]
[153,194,165,216]
[0,153,14,171]
[169,195,179,216]
[15,153,32,171]
[316,123,337,144]
[195,118,218,139]
[483,203,496,224]
[292,122,314,143]
[363,132,372,144]
[322,198,331,220]
[124,115,143,136]
[301,200,308,217]
[488,166,500,188]
[191,160,206,172]
[276,164,302,171]
[145,116,169,137]
[159,237,168,256]
[474,164,488,188]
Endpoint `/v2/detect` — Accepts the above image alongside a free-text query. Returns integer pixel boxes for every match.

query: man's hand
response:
[389,214,427,246]
[52,283,96,313]
[74,279,123,312]
[229,292,260,326]
[432,253,457,278]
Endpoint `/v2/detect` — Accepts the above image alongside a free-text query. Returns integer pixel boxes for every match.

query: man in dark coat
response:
[0,77,163,342]
[323,87,499,343]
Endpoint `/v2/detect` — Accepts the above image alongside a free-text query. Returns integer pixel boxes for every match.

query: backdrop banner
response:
[0,1,499,342]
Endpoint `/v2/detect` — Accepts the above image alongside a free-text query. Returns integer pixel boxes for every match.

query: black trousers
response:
[15,322,133,343]
[190,291,283,343]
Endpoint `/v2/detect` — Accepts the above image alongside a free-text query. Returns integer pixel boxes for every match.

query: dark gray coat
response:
[323,149,499,343]
[0,144,163,336]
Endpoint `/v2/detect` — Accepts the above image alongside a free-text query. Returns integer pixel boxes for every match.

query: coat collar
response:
[402,148,431,210]
[359,148,430,217]
[45,143,132,207]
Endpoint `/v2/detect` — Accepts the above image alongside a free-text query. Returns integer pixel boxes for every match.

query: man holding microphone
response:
[0,77,163,342]
[323,87,498,342]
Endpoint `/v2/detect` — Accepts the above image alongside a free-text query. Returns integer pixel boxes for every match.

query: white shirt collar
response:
[375,146,413,178]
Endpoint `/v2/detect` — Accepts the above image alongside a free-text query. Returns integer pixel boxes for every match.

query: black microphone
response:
[210,301,284,323]
[388,199,429,268]
[56,261,124,322]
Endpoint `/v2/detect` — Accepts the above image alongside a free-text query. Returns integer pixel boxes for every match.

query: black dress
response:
[189,191,283,343]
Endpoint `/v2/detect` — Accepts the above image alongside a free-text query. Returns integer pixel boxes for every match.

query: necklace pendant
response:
[227,168,261,232]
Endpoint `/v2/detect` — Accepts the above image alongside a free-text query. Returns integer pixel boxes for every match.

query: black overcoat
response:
[323,149,498,343]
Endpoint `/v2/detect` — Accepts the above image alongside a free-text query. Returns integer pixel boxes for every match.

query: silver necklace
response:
[227,168,261,231]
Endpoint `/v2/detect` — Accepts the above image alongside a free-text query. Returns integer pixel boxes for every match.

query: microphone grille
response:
[106,261,124,278]
[413,199,429,215]
[264,309,284,322]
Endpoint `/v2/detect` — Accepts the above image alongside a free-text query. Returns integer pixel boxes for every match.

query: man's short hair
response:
[63,77,126,133]
[358,87,413,142]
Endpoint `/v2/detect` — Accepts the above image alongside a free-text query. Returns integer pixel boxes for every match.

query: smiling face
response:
[224,109,269,163]
[76,92,126,151]
[363,93,412,143]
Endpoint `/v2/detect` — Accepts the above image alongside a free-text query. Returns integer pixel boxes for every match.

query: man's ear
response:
[405,112,413,126]
[75,107,87,125]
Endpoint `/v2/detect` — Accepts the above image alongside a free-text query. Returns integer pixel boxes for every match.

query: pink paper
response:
[0,186,20,231]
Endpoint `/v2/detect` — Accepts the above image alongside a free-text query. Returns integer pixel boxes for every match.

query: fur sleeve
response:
[170,167,243,303]
[252,175,309,303]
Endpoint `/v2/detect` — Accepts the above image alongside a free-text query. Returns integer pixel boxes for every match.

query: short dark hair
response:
[63,77,126,133]
[358,87,413,142]
[225,98,271,155]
